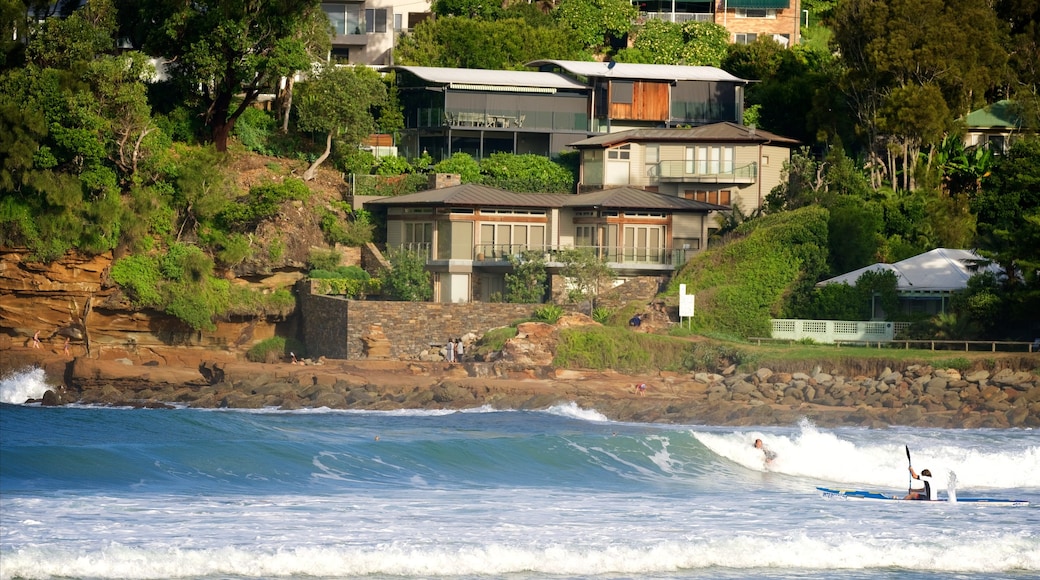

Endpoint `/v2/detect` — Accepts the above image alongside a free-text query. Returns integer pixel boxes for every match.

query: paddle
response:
[905,445,913,492]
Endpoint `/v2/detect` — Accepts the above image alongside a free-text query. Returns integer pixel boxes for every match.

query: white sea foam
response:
[0,366,51,404]
[693,419,1040,490]
[542,401,612,423]
[1,533,1037,579]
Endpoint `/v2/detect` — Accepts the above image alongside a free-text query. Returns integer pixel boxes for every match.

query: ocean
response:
[2,366,1038,580]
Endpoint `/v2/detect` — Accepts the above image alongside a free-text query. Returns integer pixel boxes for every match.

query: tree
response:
[433,153,483,183]
[505,251,548,303]
[830,0,1006,190]
[973,137,1040,288]
[381,248,433,301]
[479,153,575,193]
[553,0,636,52]
[614,20,729,66]
[557,247,615,314]
[117,0,323,152]
[295,65,387,181]
[395,16,587,70]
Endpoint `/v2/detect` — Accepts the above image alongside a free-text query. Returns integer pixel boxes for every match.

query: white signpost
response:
[679,284,695,329]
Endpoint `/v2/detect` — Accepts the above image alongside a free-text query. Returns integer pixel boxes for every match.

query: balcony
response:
[655,161,758,184]
[396,243,693,269]
[638,11,714,23]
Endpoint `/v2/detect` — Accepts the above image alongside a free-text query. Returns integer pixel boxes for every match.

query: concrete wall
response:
[300,280,561,359]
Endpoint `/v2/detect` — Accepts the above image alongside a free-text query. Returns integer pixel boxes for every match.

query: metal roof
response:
[527,60,750,83]
[963,100,1023,129]
[365,184,726,213]
[562,187,730,212]
[817,248,1002,292]
[383,66,588,91]
[568,123,800,147]
[364,183,572,208]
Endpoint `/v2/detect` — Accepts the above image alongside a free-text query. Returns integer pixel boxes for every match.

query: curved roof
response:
[383,65,588,91]
[527,60,751,83]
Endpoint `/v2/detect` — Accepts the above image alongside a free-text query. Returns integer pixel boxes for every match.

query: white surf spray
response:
[692,418,1040,490]
[0,366,52,404]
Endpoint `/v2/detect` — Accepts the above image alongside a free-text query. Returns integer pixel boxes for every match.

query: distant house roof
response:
[364,184,727,212]
[560,186,729,212]
[963,100,1024,130]
[364,183,565,208]
[817,248,1000,293]
[382,66,588,91]
[527,60,751,84]
[568,123,800,148]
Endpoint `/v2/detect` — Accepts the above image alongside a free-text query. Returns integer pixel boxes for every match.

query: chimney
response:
[428,173,462,190]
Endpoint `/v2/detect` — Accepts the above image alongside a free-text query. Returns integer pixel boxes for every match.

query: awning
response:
[724,0,790,9]
[448,83,556,94]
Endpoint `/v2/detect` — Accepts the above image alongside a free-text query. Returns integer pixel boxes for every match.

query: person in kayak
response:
[904,466,936,500]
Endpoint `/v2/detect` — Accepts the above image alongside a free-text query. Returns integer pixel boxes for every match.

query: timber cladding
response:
[608,81,670,122]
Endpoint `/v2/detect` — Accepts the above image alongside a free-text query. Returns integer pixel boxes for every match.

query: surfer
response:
[904,466,936,500]
[754,438,776,463]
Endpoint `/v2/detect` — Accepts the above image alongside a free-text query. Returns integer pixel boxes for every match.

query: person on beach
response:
[63,337,70,357]
[454,338,463,362]
[290,351,298,365]
[635,383,647,396]
[445,338,455,362]
[904,467,936,500]
[754,438,776,463]
[32,330,41,349]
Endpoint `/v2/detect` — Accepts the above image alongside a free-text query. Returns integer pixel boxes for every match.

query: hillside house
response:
[569,123,798,213]
[364,176,726,302]
[528,60,750,132]
[386,62,752,161]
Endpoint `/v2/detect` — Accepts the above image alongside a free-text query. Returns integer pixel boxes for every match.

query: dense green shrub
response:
[110,254,163,306]
[307,248,342,271]
[246,336,306,363]
[218,179,311,230]
[533,304,564,323]
[667,206,830,338]
[554,327,692,373]
[233,107,277,155]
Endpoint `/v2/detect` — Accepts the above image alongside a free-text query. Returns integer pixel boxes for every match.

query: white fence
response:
[770,319,896,344]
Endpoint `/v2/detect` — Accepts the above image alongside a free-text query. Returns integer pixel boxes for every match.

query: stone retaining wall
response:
[300,282,574,360]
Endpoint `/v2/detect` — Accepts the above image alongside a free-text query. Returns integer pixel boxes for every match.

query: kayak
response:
[816,487,1030,506]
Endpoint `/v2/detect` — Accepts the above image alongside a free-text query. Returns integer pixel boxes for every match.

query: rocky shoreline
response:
[5,345,1039,428]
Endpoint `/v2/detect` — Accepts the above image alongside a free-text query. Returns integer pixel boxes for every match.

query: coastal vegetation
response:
[0,0,1038,344]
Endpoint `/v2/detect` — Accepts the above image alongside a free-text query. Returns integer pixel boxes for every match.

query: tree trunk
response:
[281,76,295,133]
[303,132,333,181]
[212,121,232,153]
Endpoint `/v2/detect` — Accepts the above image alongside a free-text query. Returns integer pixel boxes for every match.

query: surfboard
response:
[817,487,1030,506]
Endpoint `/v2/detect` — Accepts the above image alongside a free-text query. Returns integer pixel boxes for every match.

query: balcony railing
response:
[638,11,714,23]
[475,244,684,267]
[655,161,758,183]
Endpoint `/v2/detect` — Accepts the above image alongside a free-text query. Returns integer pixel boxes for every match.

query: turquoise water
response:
[2,367,1039,579]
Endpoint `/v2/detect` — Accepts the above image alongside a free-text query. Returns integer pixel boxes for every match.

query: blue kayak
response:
[817,487,1030,506]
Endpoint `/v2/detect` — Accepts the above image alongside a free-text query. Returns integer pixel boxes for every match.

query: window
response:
[734,33,757,44]
[575,225,597,247]
[323,3,362,34]
[404,222,433,245]
[608,144,631,160]
[686,146,734,174]
[611,81,634,104]
[736,8,774,18]
[688,190,732,206]
[365,8,387,33]
[394,13,402,31]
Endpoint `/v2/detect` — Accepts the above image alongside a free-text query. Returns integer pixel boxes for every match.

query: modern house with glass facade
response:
[387,61,752,162]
